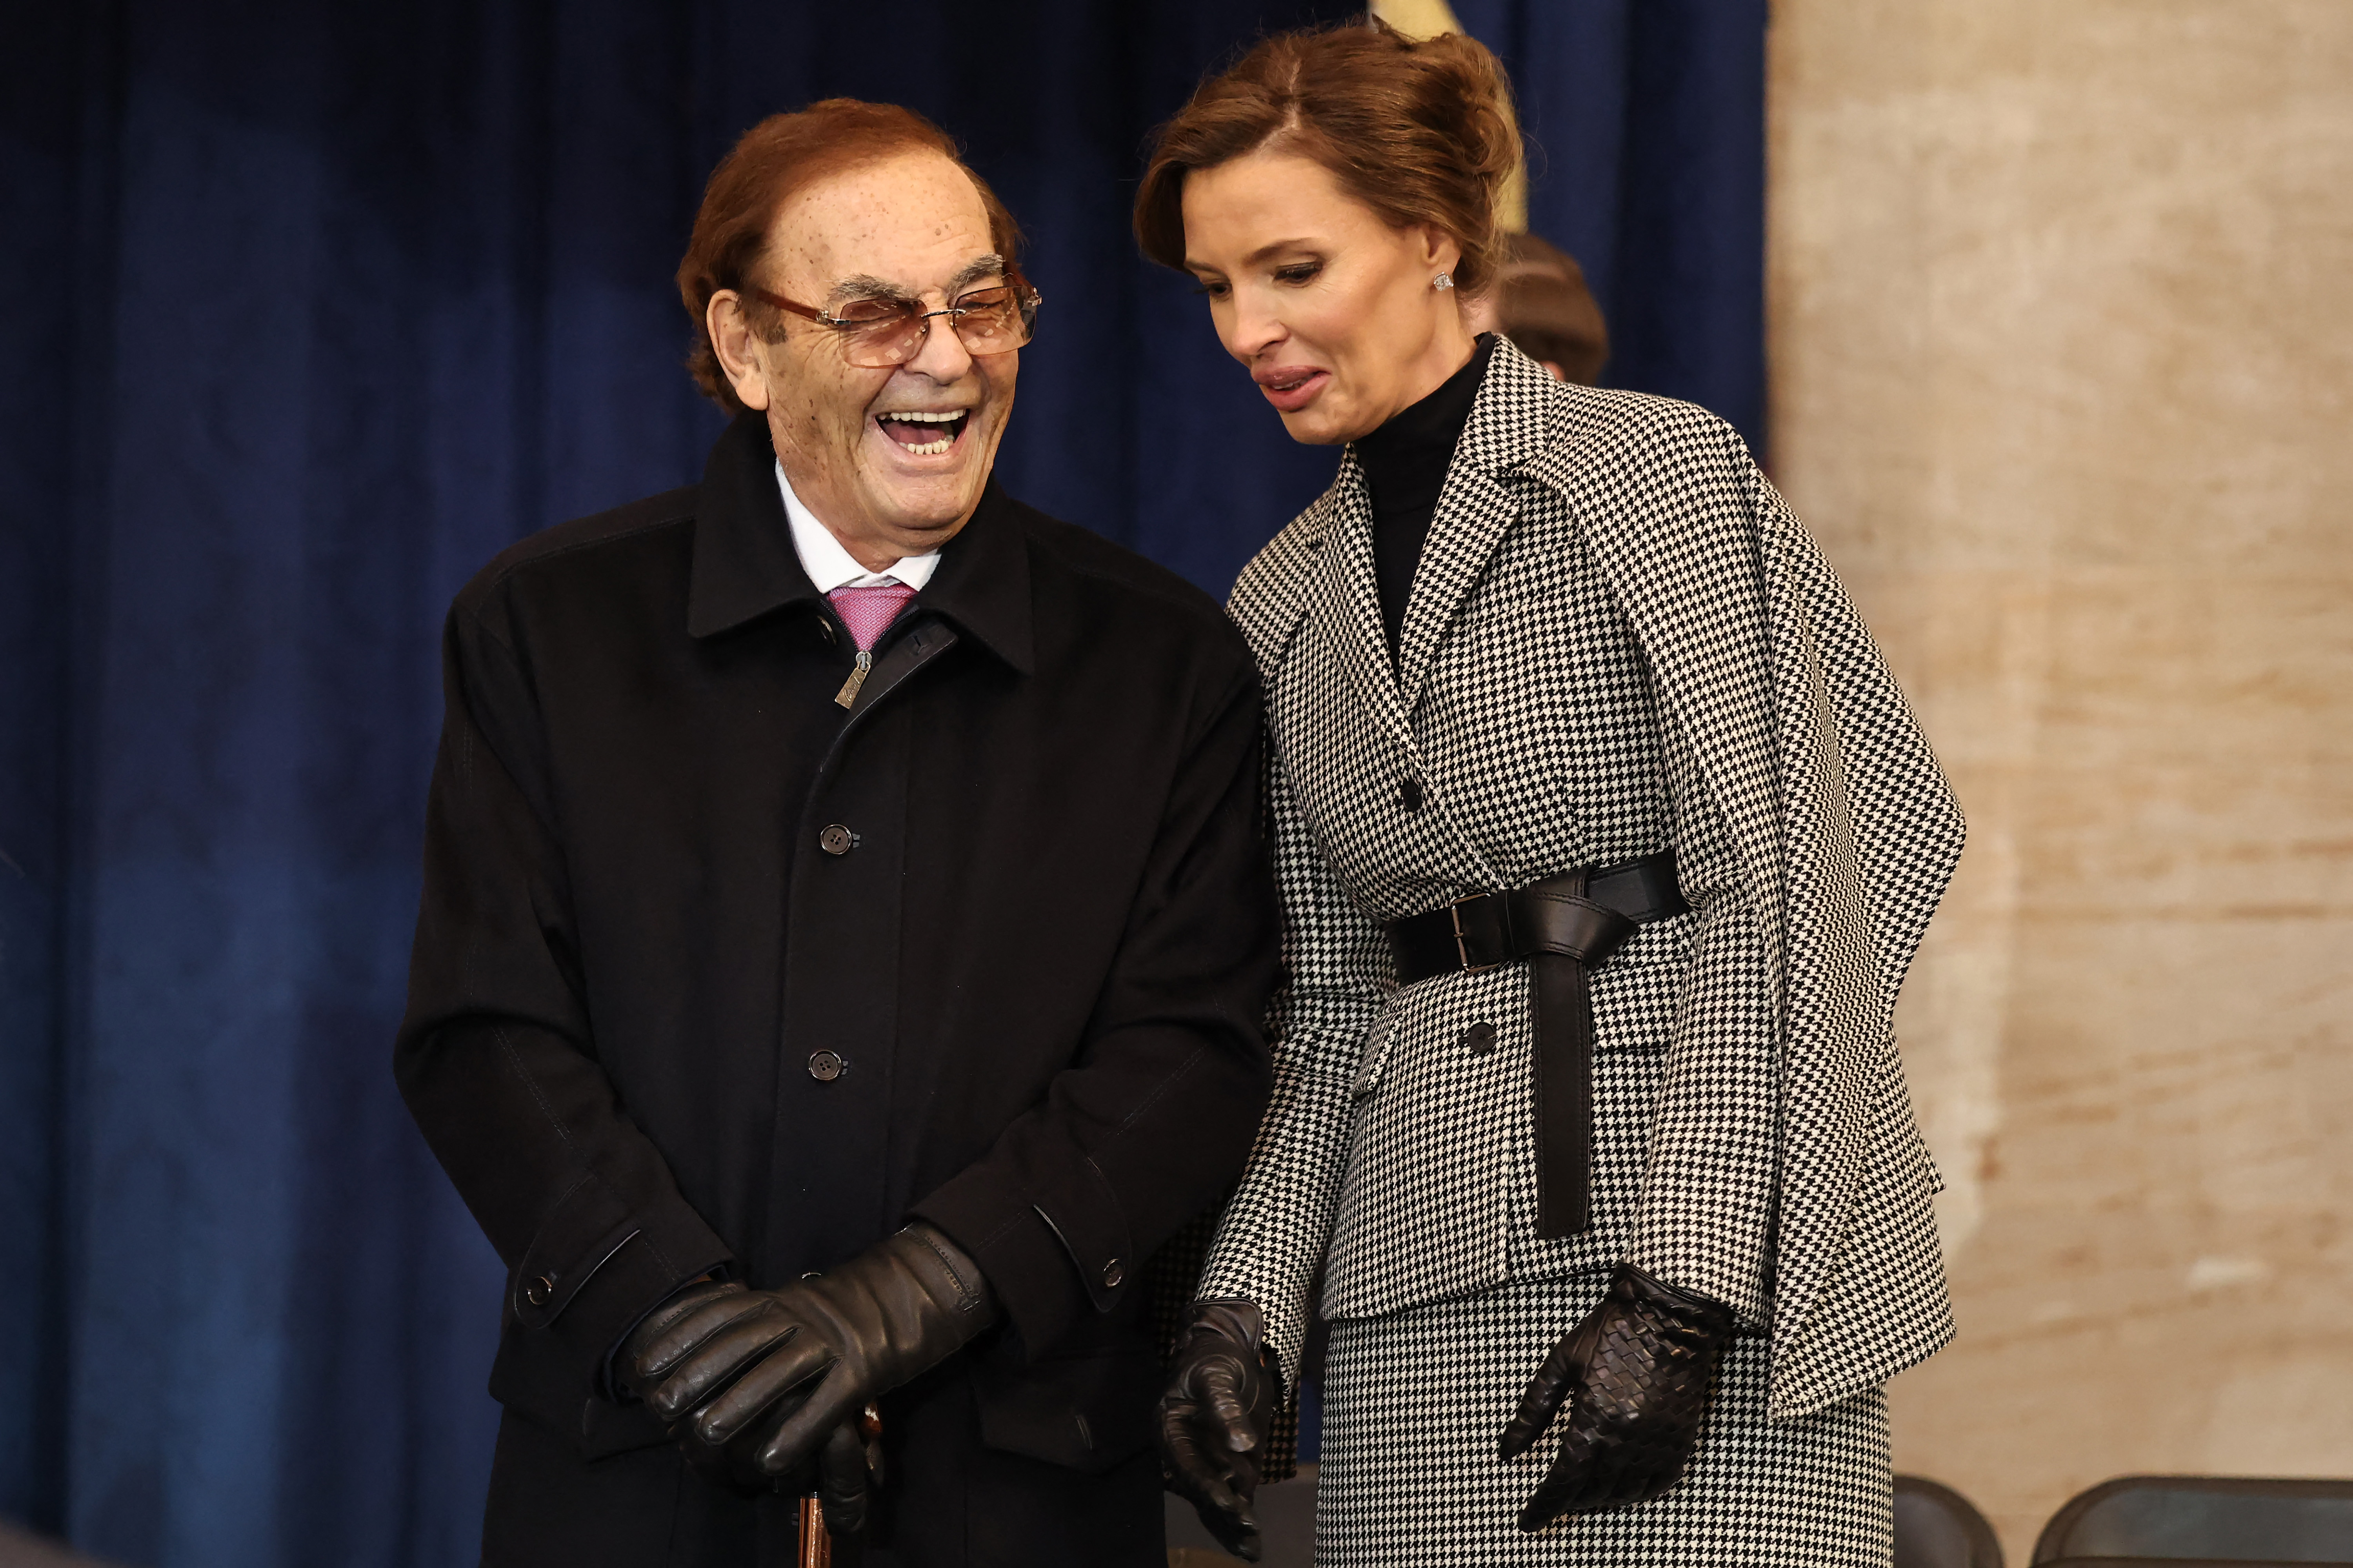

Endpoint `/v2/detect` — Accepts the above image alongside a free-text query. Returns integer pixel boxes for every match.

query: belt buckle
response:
[1450,893,1502,974]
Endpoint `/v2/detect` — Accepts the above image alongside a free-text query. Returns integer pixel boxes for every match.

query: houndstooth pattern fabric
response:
[1199,339,1965,1438]
[1316,1272,1893,1565]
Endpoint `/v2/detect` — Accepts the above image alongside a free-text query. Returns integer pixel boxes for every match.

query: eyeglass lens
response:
[833,287,1032,368]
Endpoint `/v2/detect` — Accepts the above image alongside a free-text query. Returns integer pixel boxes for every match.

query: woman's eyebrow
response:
[1243,238,1318,266]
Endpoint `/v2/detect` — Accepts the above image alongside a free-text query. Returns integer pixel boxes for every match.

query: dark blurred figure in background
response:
[1464,232,1609,385]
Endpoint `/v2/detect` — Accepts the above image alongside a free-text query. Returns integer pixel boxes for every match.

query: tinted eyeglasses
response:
[749,277,1041,369]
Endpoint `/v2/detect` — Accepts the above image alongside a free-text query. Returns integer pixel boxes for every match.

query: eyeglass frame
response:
[744,273,1042,365]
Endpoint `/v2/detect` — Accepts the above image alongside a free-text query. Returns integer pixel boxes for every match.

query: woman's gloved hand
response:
[1498,1262,1735,1531]
[619,1223,995,1505]
[1158,1299,1277,1563]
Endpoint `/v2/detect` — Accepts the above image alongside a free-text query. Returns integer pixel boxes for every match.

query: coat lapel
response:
[1393,342,1559,715]
[1304,452,1417,755]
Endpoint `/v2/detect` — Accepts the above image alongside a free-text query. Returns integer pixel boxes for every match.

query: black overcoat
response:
[395,415,1278,1565]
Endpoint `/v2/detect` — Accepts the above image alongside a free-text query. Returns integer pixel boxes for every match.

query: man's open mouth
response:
[876,409,970,456]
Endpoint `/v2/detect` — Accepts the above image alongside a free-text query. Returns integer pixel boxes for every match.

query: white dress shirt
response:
[778,461,940,593]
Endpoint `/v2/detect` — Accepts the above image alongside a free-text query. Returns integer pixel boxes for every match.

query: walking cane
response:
[796,1494,829,1568]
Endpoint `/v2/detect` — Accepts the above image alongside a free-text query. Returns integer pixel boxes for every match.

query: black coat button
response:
[819,824,856,856]
[808,1050,847,1082]
[816,616,836,645]
[1399,778,1423,813]
[1101,1258,1124,1289]
[1463,1021,1497,1055]
[525,1274,555,1306]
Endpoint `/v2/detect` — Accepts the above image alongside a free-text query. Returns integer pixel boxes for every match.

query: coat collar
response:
[1391,338,1560,710]
[686,414,1033,674]
[687,414,820,640]
[908,479,1034,675]
[1298,337,1563,728]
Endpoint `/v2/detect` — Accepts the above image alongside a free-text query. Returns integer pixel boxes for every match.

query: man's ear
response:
[707,291,773,412]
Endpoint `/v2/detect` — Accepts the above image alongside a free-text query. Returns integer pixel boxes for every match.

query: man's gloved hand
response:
[621,1223,996,1504]
[1158,1299,1276,1563]
[1498,1262,1735,1531]
[814,1412,882,1536]
[618,1277,782,1495]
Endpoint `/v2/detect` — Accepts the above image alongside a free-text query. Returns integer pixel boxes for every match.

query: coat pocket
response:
[1324,968,1526,1320]
[1347,1009,1398,1100]
[1589,945,1688,1056]
[969,1346,1161,1474]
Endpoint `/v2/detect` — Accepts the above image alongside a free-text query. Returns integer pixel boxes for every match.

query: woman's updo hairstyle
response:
[1135,18,1522,298]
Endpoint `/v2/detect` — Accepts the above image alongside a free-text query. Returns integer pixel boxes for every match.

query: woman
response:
[1143,21,1964,1567]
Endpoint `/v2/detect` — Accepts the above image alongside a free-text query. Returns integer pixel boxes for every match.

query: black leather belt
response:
[1385,850,1686,1239]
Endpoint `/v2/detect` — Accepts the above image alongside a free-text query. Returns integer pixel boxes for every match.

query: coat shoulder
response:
[1227,479,1348,675]
[1007,497,1254,669]
[450,485,700,630]
[1531,383,1754,492]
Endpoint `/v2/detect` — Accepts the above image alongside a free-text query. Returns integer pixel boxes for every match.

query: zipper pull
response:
[833,648,872,709]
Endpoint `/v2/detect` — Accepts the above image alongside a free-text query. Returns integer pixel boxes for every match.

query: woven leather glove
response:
[1499,1262,1734,1530]
[622,1224,995,1499]
[1158,1299,1275,1563]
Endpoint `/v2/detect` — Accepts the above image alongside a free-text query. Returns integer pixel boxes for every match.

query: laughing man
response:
[396,99,1277,1567]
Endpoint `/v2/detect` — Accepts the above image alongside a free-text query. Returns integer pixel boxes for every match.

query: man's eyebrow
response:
[828,256,1007,307]
[947,254,1008,294]
[832,274,919,306]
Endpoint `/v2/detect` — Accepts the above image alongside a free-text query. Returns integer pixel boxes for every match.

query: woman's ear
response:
[707,292,773,412]
[1417,223,1464,279]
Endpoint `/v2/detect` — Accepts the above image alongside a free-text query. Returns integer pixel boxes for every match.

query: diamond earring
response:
[1432,273,1455,291]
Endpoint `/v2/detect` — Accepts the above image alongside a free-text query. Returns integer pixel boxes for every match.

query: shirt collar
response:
[778,461,940,593]
[686,414,1033,675]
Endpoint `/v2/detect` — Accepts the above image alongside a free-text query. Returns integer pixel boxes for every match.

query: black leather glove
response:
[1498,1261,1735,1530]
[618,1278,781,1495]
[1158,1299,1276,1563]
[814,1410,882,1535]
[622,1224,996,1508]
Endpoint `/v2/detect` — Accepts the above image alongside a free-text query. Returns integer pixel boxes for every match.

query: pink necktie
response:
[827,583,917,652]
[826,583,918,707]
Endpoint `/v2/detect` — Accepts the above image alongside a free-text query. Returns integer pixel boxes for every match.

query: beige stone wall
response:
[1767,2,2353,1558]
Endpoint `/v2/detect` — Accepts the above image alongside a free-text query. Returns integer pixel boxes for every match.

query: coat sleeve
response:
[1190,743,1391,1386]
[395,599,732,1443]
[1622,700,1780,1327]
[909,652,1280,1359]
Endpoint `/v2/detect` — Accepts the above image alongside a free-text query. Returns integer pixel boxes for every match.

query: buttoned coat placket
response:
[397,414,1278,1561]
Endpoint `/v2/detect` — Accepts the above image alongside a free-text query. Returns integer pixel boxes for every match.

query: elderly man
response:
[396,99,1277,1566]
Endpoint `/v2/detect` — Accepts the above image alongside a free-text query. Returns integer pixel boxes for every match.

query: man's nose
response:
[902,308,976,382]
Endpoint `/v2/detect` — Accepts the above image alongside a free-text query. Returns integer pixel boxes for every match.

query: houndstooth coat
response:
[1195,339,1965,1435]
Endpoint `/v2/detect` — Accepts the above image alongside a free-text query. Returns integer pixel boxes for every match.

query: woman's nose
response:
[1226,300,1286,364]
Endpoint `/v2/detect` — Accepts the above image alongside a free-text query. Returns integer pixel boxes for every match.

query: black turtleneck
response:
[1357,333,1496,660]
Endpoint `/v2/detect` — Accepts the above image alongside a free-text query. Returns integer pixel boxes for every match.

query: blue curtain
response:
[1449,0,1769,442]
[0,4,1761,1563]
